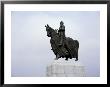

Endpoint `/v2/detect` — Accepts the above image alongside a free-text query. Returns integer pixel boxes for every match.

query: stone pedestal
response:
[46,59,85,77]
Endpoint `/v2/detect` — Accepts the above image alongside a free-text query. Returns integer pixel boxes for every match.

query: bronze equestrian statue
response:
[45,21,79,61]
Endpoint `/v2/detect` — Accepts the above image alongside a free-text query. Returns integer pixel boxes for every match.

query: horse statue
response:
[45,24,79,61]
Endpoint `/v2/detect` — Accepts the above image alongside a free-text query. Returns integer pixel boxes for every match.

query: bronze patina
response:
[45,21,79,61]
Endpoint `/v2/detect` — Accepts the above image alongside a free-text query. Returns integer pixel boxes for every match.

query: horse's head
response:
[45,24,53,37]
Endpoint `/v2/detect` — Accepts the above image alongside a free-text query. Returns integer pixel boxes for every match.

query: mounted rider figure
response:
[58,21,66,46]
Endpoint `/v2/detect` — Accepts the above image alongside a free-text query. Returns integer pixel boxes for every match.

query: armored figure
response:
[58,21,65,46]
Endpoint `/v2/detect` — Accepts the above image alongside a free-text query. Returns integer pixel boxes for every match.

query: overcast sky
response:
[11,11,100,77]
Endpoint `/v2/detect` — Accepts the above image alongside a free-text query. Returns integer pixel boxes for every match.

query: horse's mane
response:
[49,27,58,36]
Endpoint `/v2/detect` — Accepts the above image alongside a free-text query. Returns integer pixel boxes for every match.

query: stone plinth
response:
[46,59,85,77]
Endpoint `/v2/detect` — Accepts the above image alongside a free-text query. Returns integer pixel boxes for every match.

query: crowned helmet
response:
[60,21,64,25]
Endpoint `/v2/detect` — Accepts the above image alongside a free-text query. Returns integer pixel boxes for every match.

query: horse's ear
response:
[47,24,49,27]
[45,25,47,27]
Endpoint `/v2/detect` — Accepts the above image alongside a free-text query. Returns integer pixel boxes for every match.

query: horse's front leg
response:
[65,57,68,61]
[55,54,60,60]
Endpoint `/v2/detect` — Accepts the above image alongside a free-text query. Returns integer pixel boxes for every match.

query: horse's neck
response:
[51,30,58,39]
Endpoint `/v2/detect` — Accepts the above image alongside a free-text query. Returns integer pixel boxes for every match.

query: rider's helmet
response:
[60,21,64,25]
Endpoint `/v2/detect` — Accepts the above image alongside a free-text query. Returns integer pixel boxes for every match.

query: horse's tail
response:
[65,37,79,58]
[74,40,79,49]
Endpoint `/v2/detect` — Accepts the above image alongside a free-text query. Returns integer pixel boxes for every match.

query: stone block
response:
[47,59,86,77]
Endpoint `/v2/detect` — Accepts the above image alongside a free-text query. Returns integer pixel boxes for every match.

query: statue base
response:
[46,58,86,77]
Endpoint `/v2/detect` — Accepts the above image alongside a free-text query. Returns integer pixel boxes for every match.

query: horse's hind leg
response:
[75,49,78,61]
[75,57,78,61]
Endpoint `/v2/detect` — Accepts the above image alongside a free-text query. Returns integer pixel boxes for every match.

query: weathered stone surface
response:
[47,59,86,77]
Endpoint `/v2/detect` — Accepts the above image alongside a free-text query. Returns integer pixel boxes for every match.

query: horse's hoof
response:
[55,58,59,60]
[65,59,68,61]
[75,59,78,61]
